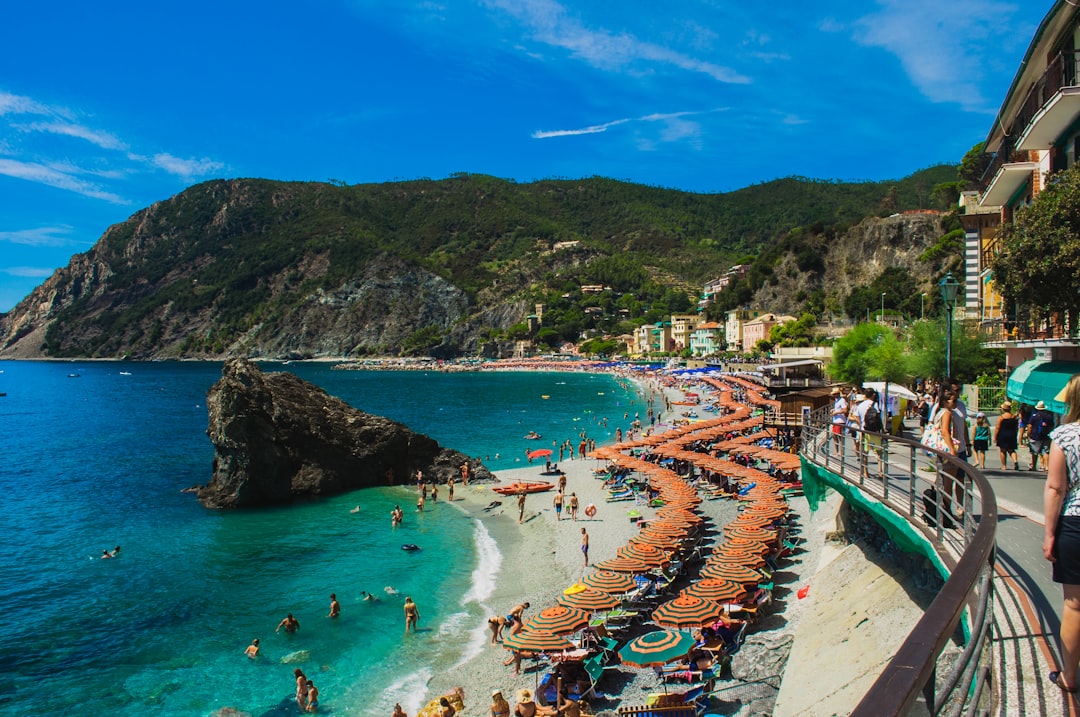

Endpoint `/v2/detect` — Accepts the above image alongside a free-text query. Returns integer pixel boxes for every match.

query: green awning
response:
[1007,360,1080,415]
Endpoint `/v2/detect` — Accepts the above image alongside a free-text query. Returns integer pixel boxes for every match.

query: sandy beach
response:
[420,375,818,717]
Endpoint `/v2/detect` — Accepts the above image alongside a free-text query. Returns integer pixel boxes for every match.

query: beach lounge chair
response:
[583,624,621,663]
[617,704,697,717]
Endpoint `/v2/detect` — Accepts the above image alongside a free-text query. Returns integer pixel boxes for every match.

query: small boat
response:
[492,481,555,496]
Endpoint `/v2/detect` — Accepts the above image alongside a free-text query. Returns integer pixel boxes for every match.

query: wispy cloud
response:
[0,226,80,247]
[23,121,128,150]
[0,158,128,203]
[850,0,1020,112]
[2,266,57,278]
[533,108,724,141]
[483,0,750,84]
[149,153,225,179]
[0,89,225,199]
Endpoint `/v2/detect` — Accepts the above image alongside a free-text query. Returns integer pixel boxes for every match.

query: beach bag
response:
[921,419,950,453]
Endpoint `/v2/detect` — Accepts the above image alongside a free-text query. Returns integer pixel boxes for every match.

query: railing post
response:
[881,434,890,501]
[922,663,936,714]
[908,444,918,519]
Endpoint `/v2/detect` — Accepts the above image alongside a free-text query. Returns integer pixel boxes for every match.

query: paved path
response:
[898,416,1078,716]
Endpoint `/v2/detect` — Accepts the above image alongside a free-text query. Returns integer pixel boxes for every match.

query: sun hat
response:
[518,690,533,704]
[492,690,503,698]
[976,412,985,418]
[1036,400,1047,410]
[1001,402,1012,411]
[830,387,841,395]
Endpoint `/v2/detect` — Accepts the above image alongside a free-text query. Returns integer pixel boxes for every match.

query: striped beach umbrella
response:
[706,552,766,569]
[503,629,576,653]
[642,522,691,537]
[629,532,681,550]
[699,563,763,583]
[557,587,621,612]
[651,594,726,630]
[618,630,697,668]
[592,556,653,574]
[523,605,591,635]
[742,505,788,519]
[723,525,777,542]
[731,513,776,528]
[722,538,772,554]
[617,543,671,567]
[681,578,748,604]
[581,570,637,594]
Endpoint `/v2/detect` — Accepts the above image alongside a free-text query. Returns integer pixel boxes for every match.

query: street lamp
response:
[880,292,886,324]
[939,273,961,377]
[920,292,927,320]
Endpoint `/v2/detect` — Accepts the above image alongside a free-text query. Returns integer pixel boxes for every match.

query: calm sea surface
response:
[0,361,650,717]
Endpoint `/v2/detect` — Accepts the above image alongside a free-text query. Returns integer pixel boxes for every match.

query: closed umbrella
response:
[618,630,698,668]
[581,570,637,594]
[523,605,591,635]
[652,594,726,630]
[557,587,621,612]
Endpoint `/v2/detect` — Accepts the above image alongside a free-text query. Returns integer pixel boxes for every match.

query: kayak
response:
[492,481,555,496]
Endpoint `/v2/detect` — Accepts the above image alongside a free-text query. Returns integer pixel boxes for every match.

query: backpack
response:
[1031,411,1055,440]
[864,403,883,432]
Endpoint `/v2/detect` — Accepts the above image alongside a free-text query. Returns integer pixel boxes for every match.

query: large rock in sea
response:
[198,358,492,509]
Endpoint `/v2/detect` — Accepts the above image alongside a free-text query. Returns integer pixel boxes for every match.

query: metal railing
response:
[801,408,998,716]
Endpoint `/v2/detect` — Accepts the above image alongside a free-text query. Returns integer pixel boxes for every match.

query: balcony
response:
[1014,50,1080,151]
[978,150,1038,207]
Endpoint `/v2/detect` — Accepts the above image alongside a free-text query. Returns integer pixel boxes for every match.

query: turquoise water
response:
[0,362,649,717]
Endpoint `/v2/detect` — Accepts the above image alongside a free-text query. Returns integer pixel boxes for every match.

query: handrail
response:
[800,407,998,715]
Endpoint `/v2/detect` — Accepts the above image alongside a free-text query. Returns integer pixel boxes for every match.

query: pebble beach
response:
[421,376,821,717]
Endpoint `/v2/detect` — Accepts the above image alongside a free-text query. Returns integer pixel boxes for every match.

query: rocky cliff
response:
[198,358,492,508]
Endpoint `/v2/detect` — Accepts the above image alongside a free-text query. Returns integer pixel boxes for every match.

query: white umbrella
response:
[862,382,918,401]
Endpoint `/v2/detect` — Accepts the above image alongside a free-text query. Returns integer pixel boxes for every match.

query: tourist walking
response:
[553,491,564,521]
[447,477,455,501]
[568,492,579,521]
[1043,374,1080,693]
[972,413,990,469]
[1028,400,1057,471]
[517,489,526,524]
[830,386,848,453]
[995,402,1020,469]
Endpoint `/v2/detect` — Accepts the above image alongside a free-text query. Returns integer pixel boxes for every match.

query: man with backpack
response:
[1025,399,1056,471]
[856,387,884,478]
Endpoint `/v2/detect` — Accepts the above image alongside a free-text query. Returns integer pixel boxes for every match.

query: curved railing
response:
[800,407,998,716]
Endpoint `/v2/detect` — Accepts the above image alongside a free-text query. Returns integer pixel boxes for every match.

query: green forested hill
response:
[0,166,959,359]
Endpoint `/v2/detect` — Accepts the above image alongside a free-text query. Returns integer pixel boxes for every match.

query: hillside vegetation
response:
[0,167,959,359]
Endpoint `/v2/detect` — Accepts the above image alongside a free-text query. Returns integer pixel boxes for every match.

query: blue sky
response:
[0,0,1048,311]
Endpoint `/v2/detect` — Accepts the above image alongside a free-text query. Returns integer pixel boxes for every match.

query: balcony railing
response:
[980,49,1080,191]
[800,407,997,716]
[979,316,1078,344]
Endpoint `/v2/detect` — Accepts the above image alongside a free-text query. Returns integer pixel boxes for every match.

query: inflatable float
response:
[401,544,421,551]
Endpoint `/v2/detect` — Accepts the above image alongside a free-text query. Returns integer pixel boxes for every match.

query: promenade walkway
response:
[873,417,1077,716]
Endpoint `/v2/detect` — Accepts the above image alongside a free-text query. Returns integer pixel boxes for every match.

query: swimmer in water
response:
[384,586,400,596]
[101,549,113,559]
[276,613,300,634]
[245,638,260,659]
[360,591,377,602]
[328,594,340,618]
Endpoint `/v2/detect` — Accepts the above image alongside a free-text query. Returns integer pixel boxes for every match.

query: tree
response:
[990,165,1080,334]
[828,323,890,385]
[865,330,910,420]
[905,318,1002,383]
[958,142,990,190]
[770,313,817,347]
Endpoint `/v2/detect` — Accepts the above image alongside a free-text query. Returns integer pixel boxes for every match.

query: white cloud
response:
[533,118,631,138]
[150,153,224,179]
[2,266,57,278]
[851,0,1020,112]
[23,121,128,150]
[483,0,750,83]
[0,90,65,118]
[0,158,127,203]
[534,108,724,144]
[0,226,78,247]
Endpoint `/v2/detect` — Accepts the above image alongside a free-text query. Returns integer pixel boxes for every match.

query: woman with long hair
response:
[931,389,964,519]
[1044,374,1080,693]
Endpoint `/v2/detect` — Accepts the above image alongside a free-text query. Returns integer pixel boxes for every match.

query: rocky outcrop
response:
[197,358,492,509]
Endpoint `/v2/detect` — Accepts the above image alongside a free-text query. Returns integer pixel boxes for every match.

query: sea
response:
[0,361,652,717]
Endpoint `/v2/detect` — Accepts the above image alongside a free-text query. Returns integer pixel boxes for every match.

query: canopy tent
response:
[861,381,919,401]
[1007,360,1080,415]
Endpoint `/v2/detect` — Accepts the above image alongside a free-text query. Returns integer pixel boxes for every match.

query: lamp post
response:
[939,273,961,378]
[880,292,886,325]
[920,292,927,320]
